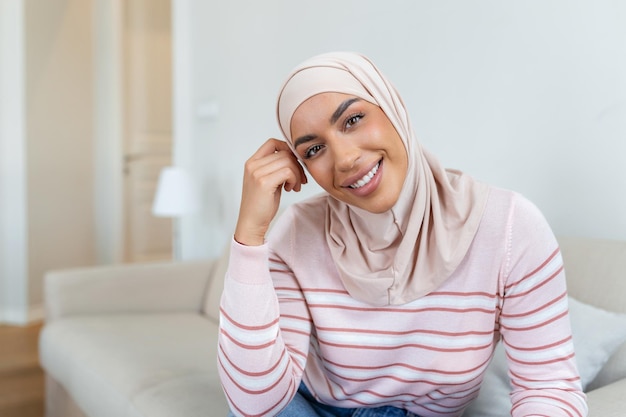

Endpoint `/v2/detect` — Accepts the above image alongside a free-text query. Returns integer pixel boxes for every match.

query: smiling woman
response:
[218,52,588,417]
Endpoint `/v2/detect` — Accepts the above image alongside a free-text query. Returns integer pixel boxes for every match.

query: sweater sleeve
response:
[499,194,588,417]
[217,230,312,416]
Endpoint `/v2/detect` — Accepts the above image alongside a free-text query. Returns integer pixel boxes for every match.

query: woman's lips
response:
[342,160,383,197]
[348,162,380,189]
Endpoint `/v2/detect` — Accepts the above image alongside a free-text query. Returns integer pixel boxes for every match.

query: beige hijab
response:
[277,52,489,306]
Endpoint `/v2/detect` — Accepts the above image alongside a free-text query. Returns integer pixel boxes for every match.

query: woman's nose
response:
[332,140,360,172]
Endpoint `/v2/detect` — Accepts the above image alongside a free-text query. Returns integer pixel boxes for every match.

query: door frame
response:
[94,0,193,263]
[93,0,125,264]
[171,0,195,259]
[0,0,28,324]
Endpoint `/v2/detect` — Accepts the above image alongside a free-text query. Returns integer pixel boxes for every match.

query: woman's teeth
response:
[349,162,380,189]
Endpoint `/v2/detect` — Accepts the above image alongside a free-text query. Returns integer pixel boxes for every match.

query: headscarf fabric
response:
[277,52,489,306]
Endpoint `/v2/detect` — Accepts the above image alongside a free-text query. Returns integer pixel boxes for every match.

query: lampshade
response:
[152,166,200,217]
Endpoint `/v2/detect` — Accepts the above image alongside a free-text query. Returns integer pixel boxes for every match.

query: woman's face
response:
[290,92,408,213]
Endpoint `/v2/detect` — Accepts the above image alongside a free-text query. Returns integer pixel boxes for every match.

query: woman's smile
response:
[345,160,380,189]
[342,160,384,199]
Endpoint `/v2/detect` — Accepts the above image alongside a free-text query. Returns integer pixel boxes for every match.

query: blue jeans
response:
[228,382,418,417]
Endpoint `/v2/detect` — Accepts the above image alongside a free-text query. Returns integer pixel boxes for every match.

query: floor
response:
[0,322,45,417]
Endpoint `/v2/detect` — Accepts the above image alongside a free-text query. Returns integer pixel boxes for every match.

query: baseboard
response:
[28,303,45,323]
[0,303,45,325]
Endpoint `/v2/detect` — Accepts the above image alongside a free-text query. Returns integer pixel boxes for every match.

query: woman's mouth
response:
[348,161,380,189]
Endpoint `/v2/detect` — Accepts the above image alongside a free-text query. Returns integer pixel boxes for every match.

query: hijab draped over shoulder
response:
[276,52,490,306]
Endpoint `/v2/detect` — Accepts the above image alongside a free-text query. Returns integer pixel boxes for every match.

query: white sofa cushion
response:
[463,296,626,416]
[40,313,229,417]
[568,297,626,387]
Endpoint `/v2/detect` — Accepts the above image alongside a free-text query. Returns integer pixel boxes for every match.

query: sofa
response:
[39,236,626,417]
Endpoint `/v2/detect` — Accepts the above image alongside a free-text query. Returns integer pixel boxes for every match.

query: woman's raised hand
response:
[234,138,308,246]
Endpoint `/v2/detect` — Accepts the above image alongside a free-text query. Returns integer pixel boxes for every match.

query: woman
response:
[218,52,587,417]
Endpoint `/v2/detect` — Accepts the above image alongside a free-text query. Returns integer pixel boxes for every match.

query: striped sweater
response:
[218,187,588,417]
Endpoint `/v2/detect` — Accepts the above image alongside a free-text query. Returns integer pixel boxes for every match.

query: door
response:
[122,0,173,262]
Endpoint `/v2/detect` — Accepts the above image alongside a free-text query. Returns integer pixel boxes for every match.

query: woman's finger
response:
[246,140,306,191]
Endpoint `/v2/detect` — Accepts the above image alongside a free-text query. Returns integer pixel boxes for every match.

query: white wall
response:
[0,0,96,324]
[179,0,626,258]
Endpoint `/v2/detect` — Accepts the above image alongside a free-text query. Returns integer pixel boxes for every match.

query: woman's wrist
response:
[233,223,266,246]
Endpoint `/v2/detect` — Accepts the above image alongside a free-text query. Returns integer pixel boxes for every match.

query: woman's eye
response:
[345,113,364,129]
[305,144,324,159]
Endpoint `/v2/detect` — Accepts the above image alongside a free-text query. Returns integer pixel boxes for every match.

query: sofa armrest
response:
[586,378,626,417]
[44,259,216,322]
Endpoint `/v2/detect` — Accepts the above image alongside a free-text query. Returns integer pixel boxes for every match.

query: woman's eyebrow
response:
[294,134,317,149]
[330,98,361,125]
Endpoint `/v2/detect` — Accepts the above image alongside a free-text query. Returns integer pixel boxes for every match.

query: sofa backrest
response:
[558,235,626,390]
[45,259,216,321]
[559,236,626,314]
[203,243,230,323]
